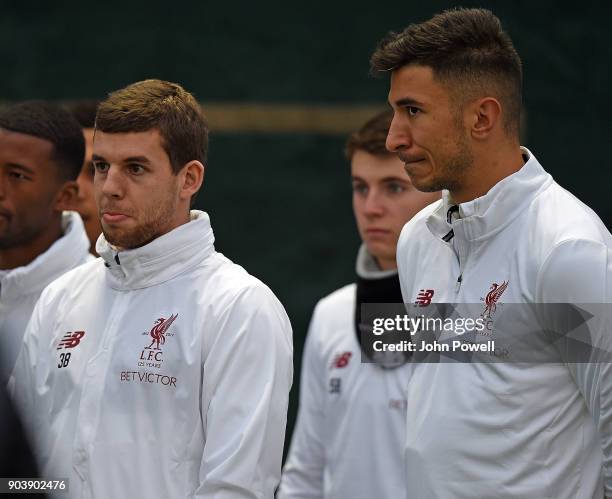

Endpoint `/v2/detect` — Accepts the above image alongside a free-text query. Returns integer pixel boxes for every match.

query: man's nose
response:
[364,189,385,217]
[386,114,412,153]
[99,167,123,198]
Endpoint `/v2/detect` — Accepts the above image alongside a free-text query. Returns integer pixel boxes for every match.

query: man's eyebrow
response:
[4,163,36,175]
[90,155,152,165]
[381,176,410,183]
[392,97,424,108]
[123,156,152,164]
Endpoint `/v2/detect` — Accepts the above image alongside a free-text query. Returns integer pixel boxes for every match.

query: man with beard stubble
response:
[371,7,612,499]
[10,79,293,499]
[0,101,90,381]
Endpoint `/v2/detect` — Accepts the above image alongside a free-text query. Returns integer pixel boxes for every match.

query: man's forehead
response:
[388,64,446,105]
[0,128,55,160]
[92,129,164,158]
[351,150,406,178]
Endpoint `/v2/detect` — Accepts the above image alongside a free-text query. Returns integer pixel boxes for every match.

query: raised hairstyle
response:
[370,8,522,135]
[0,100,85,181]
[95,79,209,174]
[345,109,393,160]
[66,100,99,129]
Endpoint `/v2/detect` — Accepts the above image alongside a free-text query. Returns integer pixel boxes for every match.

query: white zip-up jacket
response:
[278,247,410,499]
[9,210,293,499]
[0,211,92,380]
[396,148,612,498]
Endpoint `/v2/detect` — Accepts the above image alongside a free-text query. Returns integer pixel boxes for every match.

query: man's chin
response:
[102,229,135,250]
[102,227,157,251]
[365,243,395,264]
[410,177,443,193]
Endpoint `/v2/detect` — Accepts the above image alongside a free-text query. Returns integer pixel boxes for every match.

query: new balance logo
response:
[56,331,86,350]
[331,352,352,369]
[415,289,434,307]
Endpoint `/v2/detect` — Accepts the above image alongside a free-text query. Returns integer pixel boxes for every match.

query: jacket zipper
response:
[454,230,468,295]
[455,274,463,293]
[446,205,465,294]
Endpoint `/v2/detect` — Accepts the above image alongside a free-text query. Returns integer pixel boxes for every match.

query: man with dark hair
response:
[278,110,438,499]
[371,8,612,498]
[10,80,293,499]
[65,100,101,253]
[0,101,91,380]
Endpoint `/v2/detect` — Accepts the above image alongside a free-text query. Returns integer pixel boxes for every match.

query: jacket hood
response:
[97,210,215,290]
[425,147,554,243]
[0,211,91,300]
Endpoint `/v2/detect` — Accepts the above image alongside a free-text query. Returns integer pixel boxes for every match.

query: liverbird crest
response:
[145,313,178,350]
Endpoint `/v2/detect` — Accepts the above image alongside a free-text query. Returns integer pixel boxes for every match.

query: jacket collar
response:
[355,244,397,280]
[0,211,91,300]
[97,210,215,291]
[425,147,553,243]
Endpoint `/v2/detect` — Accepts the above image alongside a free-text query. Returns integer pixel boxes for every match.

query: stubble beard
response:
[421,131,474,194]
[0,214,52,251]
[102,190,179,250]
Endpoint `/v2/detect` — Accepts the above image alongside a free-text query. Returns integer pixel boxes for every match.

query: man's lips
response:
[397,152,425,163]
[101,211,131,223]
[400,157,426,165]
[365,228,390,235]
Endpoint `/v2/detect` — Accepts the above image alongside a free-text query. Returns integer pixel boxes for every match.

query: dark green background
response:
[2,0,609,453]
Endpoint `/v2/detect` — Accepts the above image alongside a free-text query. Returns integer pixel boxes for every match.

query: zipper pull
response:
[455,274,463,293]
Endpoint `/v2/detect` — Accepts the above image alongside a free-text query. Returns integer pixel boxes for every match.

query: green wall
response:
[2,0,609,453]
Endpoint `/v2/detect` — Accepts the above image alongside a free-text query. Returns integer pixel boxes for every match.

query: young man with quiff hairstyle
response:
[371,8,612,499]
[278,110,439,499]
[10,79,293,499]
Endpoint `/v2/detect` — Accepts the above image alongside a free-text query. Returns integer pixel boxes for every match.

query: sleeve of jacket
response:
[196,283,293,499]
[277,303,328,499]
[6,290,46,455]
[536,238,612,496]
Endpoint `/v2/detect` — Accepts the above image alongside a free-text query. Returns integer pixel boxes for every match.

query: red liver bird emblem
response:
[145,314,178,350]
[481,281,508,319]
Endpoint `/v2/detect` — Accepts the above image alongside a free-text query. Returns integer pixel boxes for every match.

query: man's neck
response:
[0,219,64,270]
[376,255,398,271]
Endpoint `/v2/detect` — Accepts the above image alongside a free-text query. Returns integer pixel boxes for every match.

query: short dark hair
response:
[65,100,99,129]
[96,79,209,175]
[0,100,85,181]
[370,8,522,135]
[345,109,393,160]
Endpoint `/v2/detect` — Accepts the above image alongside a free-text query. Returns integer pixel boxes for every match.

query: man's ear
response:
[179,160,205,201]
[54,180,79,212]
[468,97,502,140]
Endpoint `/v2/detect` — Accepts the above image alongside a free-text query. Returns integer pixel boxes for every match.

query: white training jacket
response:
[9,210,293,499]
[397,148,612,499]
[0,211,92,381]
[278,248,410,499]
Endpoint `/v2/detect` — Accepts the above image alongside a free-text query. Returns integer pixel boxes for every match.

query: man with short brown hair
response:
[372,8,612,498]
[10,80,293,499]
[278,110,438,499]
